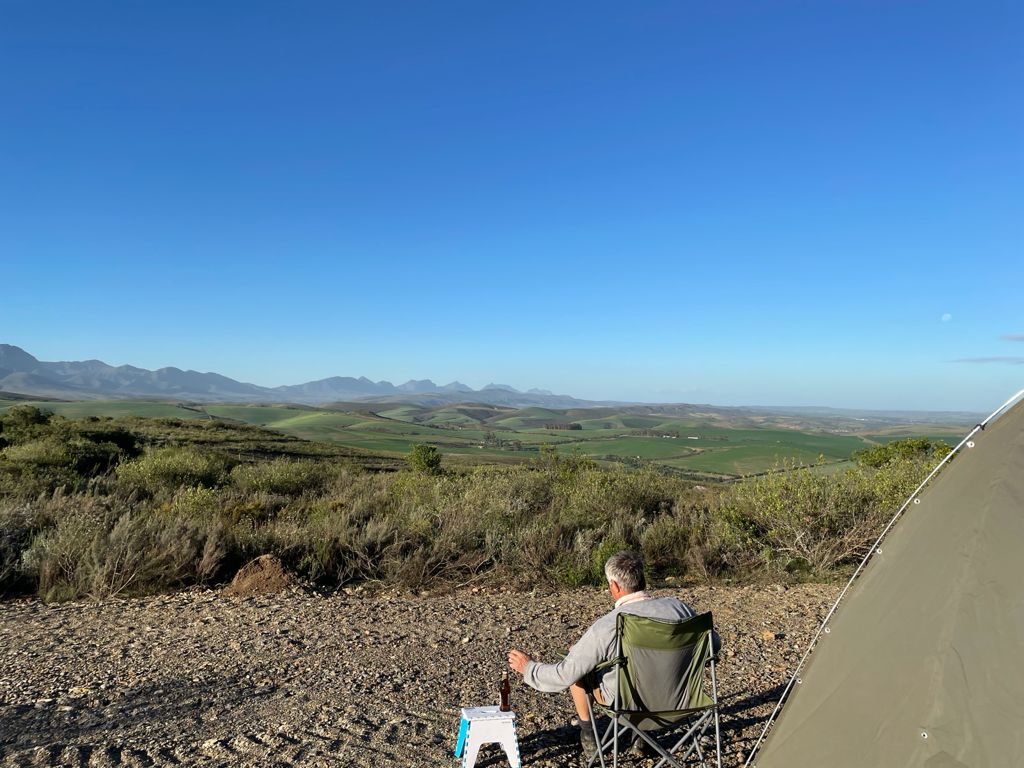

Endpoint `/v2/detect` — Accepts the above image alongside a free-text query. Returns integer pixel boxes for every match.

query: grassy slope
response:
[0,398,969,477]
[0,399,209,420]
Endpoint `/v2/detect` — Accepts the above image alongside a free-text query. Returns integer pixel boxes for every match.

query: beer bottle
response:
[499,670,511,712]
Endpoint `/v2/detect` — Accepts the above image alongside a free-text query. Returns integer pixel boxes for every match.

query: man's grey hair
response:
[604,550,646,593]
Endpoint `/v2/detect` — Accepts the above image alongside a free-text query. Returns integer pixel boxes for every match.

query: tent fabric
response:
[753,397,1024,768]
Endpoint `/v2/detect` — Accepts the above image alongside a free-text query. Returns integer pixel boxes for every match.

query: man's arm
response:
[508,622,611,694]
[508,649,531,675]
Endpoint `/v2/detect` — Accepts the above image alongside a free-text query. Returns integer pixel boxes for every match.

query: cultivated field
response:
[0,398,970,479]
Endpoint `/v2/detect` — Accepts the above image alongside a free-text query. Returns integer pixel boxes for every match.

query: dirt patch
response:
[223,555,298,597]
[0,583,841,767]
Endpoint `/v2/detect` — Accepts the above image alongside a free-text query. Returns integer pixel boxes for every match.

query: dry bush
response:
[2,430,946,601]
[640,507,694,576]
[23,510,101,601]
[230,458,330,496]
[718,458,937,576]
[0,502,39,594]
[20,495,228,601]
[115,446,232,497]
[83,514,211,599]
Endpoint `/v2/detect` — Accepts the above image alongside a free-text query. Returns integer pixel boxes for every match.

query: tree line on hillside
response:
[0,405,950,602]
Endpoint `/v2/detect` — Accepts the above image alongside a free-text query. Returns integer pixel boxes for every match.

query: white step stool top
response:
[461,705,515,722]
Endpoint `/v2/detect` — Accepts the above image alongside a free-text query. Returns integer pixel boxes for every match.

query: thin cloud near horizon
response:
[952,334,1024,364]
[954,356,1024,365]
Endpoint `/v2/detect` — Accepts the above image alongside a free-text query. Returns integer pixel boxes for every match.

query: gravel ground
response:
[0,583,840,767]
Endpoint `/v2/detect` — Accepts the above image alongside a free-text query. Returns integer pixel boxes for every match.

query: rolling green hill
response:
[0,397,973,479]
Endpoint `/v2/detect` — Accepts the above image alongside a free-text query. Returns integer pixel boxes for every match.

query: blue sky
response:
[1,1,1021,411]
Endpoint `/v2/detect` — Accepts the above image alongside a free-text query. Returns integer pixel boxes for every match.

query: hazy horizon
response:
[2,3,1020,413]
[0,341,1001,415]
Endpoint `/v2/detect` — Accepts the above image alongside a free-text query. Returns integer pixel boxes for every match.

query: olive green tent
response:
[750,391,1024,768]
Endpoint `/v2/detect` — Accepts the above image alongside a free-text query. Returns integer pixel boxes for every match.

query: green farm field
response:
[0,399,209,421]
[0,397,972,478]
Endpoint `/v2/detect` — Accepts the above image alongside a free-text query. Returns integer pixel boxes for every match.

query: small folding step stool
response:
[454,705,521,768]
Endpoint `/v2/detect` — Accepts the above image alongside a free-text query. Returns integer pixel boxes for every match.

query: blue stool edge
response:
[454,716,470,758]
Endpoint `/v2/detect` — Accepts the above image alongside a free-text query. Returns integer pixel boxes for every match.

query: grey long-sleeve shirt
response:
[522,593,719,705]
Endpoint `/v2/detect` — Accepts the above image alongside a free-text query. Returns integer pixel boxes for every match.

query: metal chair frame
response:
[584,612,721,768]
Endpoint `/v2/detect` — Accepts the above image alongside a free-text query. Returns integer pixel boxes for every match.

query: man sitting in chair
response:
[507,550,720,753]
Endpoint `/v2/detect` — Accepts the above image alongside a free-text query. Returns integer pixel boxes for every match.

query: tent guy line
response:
[743,386,1024,767]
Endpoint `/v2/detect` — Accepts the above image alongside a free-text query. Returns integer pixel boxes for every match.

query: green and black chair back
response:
[586,611,721,768]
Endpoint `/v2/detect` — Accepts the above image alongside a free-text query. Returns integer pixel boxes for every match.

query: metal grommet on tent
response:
[921,732,928,739]
[967,441,975,448]
[913,498,921,505]
[796,678,802,684]
[875,548,882,555]
[823,627,831,634]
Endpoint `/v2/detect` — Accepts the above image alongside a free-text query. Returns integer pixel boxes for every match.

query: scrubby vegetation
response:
[0,405,952,601]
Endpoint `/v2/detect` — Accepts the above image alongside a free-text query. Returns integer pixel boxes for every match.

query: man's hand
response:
[508,648,532,676]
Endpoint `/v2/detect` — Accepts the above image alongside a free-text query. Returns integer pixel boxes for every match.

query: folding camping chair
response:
[584,611,721,768]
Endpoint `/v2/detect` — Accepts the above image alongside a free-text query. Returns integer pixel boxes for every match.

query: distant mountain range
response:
[0,344,613,408]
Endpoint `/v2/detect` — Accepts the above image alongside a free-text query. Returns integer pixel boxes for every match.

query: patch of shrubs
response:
[230,458,331,496]
[0,412,953,601]
[852,437,951,468]
[116,447,235,497]
[0,408,132,497]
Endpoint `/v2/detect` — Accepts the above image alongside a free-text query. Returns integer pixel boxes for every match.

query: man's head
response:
[604,550,646,598]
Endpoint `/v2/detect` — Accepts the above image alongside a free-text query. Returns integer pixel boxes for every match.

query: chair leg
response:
[620,722,683,768]
[653,712,712,768]
[583,698,609,768]
[693,735,706,767]
[714,707,722,768]
[710,659,721,768]
[596,719,616,767]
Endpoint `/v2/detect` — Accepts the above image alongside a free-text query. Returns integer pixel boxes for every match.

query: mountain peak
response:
[0,344,599,408]
[0,344,41,372]
[397,379,438,393]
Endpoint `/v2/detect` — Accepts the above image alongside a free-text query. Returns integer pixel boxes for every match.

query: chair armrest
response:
[594,656,625,672]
